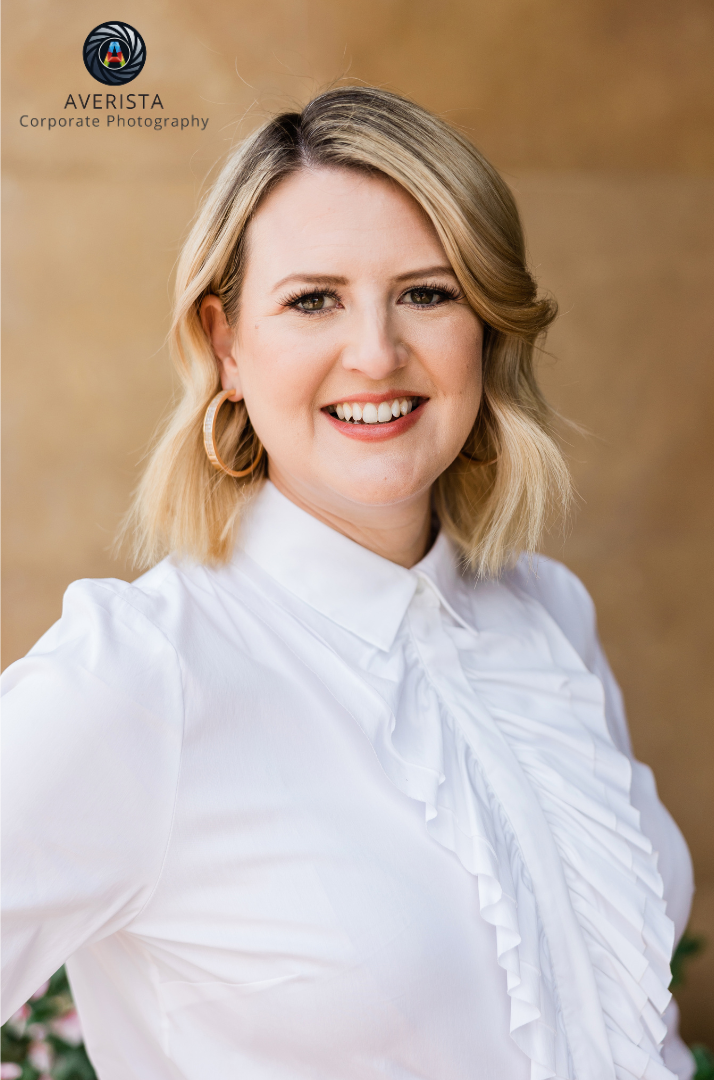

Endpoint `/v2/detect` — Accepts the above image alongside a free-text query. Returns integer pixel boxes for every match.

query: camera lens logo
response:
[83,22,146,85]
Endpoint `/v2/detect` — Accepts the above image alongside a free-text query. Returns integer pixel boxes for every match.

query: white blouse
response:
[2,481,695,1080]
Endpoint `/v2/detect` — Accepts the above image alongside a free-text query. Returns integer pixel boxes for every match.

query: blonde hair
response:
[126,85,570,576]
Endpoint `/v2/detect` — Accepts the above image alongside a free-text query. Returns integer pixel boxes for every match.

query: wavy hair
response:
[125,85,570,576]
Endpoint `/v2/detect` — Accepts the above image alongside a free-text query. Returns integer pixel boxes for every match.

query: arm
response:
[1,579,184,1020]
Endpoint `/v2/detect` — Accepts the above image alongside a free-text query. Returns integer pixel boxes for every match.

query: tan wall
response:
[3,0,713,1040]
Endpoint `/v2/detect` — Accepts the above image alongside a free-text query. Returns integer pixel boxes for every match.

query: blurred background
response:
[3,0,713,1043]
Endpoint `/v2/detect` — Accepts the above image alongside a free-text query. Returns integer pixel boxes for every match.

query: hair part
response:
[123,85,570,577]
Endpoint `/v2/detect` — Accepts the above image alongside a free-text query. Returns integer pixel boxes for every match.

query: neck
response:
[267,468,434,569]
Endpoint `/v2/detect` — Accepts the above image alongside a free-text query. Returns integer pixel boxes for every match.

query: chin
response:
[326,467,433,509]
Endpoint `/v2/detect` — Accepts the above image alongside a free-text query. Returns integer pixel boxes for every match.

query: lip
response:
[323,390,426,408]
[321,396,427,441]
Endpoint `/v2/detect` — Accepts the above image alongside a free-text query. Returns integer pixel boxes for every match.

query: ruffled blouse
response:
[2,481,694,1080]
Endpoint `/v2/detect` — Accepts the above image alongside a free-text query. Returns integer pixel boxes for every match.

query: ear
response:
[200,295,243,401]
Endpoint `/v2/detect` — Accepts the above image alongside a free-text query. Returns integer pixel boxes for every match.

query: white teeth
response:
[331,397,419,423]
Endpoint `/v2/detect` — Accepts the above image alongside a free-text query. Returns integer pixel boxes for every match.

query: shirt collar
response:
[236,481,464,651]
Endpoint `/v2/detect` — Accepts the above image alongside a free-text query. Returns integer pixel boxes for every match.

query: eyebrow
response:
[393,264,458,283]
[272,265,458,293]
[272,273,347,292]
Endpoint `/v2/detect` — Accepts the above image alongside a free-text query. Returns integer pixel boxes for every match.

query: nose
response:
[339,301,408,381]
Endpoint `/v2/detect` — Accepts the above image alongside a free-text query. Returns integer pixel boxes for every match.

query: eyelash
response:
[280,282,462,312]
[281,288,340,311]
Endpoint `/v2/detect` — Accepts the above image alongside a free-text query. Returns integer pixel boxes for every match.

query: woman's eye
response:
[403,287,450,306]
[294,293,338,312]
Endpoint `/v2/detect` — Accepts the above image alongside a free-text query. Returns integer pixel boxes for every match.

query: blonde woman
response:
[2,87,694,1080]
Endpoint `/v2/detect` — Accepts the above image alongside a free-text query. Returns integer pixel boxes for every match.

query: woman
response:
[2,87,694,1080]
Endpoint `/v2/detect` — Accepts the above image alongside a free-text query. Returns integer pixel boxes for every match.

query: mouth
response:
[321,394,427,442]
[324,396,425,426]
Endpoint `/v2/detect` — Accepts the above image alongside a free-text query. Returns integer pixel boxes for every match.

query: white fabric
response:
[1,480,694,1080]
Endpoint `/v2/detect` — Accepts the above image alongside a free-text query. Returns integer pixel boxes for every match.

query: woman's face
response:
[204,167,483,523]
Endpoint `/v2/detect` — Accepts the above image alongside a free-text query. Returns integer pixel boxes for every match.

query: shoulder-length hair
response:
[126,85,570,576]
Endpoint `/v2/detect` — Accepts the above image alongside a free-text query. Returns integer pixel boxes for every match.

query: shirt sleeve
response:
[1,578,184,1021]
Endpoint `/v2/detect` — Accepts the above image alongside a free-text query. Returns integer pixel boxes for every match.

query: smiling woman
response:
[1,87,695,1080]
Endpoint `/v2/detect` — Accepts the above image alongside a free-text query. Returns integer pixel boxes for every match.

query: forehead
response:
[244,166,447,277]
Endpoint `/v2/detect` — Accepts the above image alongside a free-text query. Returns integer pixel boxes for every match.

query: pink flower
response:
[30,979,50,1000]
[5,1003,30,1037]
[27,1040,53,1073]
[50,1007,84,1046]
[0,1064,23,1079]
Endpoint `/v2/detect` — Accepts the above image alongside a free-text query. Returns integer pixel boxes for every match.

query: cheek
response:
[421,317,483,403]
[237,326,331,432]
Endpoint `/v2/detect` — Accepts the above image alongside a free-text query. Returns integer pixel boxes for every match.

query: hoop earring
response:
[203,389,264,478]
[458,449,498,466]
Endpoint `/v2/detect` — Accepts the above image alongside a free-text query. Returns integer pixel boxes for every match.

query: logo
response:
[83,22,146,85]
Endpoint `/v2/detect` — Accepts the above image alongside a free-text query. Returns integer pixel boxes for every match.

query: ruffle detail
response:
[431,715,572,1080]
[356,576,676,1080]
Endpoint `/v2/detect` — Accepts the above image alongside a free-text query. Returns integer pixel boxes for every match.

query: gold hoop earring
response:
[203,389,264,478]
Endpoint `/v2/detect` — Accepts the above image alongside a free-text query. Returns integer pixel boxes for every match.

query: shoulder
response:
[503,553,600,672]
[54,557,194,636]
[2,559,199,718]
[6,551,266,710]
[502,554,634,758]
[29,555,207,655]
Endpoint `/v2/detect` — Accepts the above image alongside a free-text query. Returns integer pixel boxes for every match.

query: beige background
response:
[3,0,713,1041]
